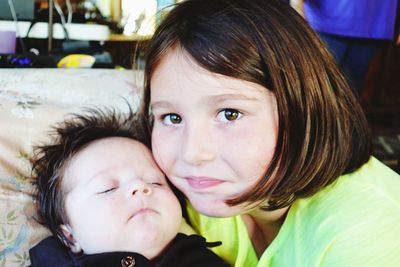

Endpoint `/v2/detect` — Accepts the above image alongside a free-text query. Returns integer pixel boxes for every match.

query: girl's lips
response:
[186,176,224,189]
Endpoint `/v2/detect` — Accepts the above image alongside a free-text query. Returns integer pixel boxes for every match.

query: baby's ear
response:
[58,224,82,254]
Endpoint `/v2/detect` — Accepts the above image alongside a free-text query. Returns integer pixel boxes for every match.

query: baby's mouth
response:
[129,208,158,220]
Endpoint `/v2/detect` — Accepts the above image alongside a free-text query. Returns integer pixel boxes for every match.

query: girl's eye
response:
[162,114,182,125]
[217,109,242,122]
[98,187,116,194]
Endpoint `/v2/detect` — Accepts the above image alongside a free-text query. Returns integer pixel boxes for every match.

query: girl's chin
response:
[189,198,242,218]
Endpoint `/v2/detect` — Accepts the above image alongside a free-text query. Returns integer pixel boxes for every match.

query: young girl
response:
[138,0,400,266]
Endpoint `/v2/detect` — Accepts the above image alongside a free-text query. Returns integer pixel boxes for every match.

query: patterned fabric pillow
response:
[0,69,142,267]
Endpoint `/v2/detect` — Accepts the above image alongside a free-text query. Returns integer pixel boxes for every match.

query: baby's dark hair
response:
[32,106,148,239]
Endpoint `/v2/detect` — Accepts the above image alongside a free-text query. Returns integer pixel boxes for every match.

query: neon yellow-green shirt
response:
[187,157,400,266]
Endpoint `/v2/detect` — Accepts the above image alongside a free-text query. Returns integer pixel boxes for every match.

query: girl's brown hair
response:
[139,0,371,210]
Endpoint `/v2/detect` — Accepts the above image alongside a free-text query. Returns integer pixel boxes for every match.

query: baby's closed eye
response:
[97,187,117,194]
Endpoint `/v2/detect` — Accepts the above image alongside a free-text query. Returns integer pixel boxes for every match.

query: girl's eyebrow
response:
[151,94,258,110]
[150,101,173,111]
[206,94,259,104]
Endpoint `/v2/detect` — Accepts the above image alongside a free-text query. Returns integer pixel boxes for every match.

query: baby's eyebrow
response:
[84,170,113,187]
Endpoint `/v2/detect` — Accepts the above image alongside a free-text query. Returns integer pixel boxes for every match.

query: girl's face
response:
[150,49,278,217]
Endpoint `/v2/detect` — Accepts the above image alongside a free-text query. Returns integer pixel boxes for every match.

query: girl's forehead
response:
[151,47,204,81]
[150,48,270,101]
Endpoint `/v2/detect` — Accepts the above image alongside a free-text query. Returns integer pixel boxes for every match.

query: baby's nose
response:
[131,185,152,196]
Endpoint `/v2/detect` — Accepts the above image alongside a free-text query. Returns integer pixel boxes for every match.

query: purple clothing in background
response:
[304,0,398,40]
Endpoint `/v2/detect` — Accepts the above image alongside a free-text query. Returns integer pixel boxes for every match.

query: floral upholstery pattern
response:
[0,69,142,266]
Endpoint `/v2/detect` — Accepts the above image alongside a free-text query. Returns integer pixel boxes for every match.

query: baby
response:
[29,107,229,267]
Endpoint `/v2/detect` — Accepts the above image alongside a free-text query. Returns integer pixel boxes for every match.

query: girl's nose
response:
[181,124,215,165]
[131,184,152,196]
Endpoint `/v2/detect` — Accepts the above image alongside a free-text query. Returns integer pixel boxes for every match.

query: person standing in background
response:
[290,0,399,95]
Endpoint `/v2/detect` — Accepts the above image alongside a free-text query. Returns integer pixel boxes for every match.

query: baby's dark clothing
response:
[28,233,230,267]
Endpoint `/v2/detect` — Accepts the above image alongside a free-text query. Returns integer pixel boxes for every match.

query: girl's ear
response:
[58,224,82,254]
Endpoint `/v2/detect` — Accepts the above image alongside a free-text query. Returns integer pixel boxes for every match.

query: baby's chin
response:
[119,229,178,259]
[78,217,182,259]
[132,232,173,259]
[140,237,177,260]
[82,241,167,260]
[79,231,174,260]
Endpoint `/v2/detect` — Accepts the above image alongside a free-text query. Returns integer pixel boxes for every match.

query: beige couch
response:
[0,69,142,266]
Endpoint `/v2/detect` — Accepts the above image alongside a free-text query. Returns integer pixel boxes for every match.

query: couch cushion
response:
[0,69,142,266]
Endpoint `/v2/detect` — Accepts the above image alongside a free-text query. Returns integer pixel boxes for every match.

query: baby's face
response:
[61,137,182,259]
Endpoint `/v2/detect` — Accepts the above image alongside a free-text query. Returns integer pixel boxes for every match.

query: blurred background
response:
[0,0,399,172]
[0,0,184,69]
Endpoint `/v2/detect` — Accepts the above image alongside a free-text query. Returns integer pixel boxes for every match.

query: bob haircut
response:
[139,0,371,210]
[32,107,148,239]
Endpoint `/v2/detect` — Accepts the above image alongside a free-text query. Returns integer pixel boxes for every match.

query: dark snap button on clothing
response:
[121,255,135,267]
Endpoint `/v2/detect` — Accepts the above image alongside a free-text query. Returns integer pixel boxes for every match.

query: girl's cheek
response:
[152,138,173,171]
